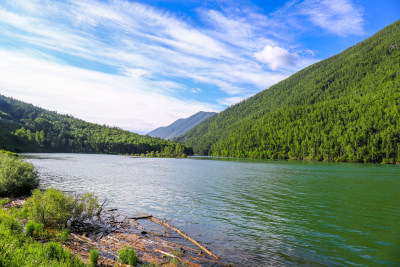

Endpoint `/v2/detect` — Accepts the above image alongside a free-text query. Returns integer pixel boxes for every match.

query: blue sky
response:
[0,0,399,133]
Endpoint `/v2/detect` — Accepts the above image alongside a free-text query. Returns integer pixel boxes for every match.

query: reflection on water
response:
[25,153,400,266]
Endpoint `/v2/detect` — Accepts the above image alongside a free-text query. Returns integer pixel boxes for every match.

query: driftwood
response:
[132,214,170,237]
[2,196,226,266]
[129,215,153,220]
[140,213,221,260]
[107,208,118,212]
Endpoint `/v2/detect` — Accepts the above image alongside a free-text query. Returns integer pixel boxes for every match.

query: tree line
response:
[0,95,192,157]
[179,20,400,164]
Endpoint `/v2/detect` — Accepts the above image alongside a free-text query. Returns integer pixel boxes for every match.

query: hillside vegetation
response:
[148,111,217,140]
[179,20,400,163]
[0,95,192,157]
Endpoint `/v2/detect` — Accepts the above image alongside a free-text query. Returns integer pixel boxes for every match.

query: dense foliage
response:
[0,95,192,157]
[0,206,84,266]
[25,188,101,230]
[118,246,138,265]
[148,111,217,140]
[180,20,400,163]
[0,151,39,197]
[89,248,100,267]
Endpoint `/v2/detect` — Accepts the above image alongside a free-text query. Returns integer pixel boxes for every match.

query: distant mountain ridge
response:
[148,111,217,140]
[179,20,400,164]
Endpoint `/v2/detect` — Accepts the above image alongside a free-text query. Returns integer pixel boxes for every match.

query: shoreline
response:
[3,196,227,267]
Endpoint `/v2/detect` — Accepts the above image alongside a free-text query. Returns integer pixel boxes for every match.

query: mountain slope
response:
[0,95,192,157]
[179,20,400,163]
[148,111,217,140]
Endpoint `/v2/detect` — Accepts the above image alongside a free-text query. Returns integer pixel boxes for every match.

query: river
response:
[25,153,400,266]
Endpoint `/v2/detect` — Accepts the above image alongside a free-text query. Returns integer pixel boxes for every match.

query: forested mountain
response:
[0,95,192,157]
[178,20,400,164]
[148,111,217,140]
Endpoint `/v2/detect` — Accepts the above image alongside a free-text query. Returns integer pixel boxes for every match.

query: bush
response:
[0,152,39,197]
[0,207,85,266]
[0,209,23,234]
[90,248,100,267]
[60,229,68,242]
[0,150,19,157]
[25,221,43,237]
[118,246,137,265]
[25,221,36,237]
[44,241,83,265]
[24,188,101,230]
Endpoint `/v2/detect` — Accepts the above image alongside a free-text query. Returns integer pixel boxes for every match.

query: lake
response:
[25,153,400,266]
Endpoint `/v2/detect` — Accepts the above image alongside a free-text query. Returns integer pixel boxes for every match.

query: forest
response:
[179,20,400,164]
[0,95,192,157]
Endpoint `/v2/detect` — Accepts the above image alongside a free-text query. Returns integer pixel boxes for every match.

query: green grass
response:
[89,248,100,267]
[60,229,69,243]
[118,246,137,265]
[0,207,85,266]
[0,187,108,266]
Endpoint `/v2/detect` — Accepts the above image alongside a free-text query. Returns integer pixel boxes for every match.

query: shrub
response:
[24,188,101,230]
[60,228,68,242]
[25,221,35,236]
[118,246,137,265]
[0,210,22,234]
[0,152,39,197]
[45,241,79,263]
[0,207,85,266]
[0,150,19,157]
[90,248,100,267]
[25,221,42,237]
[0,198,9,206]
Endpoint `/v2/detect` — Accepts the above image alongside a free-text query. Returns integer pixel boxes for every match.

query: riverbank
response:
[3,196,226,267]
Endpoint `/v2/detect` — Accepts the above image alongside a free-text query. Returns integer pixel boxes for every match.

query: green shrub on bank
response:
[25,221,43,238]
[118,246,137,265]
[0,150,19,158]
[0,152,39,197]
[0,207,85,266]
[90,248,100,267]
[60,228,69,243]
[24,187,101,230]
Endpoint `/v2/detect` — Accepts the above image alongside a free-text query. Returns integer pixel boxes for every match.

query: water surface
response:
[25,154,400,266]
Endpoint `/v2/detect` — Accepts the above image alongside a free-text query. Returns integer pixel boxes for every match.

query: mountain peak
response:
[148,111,217,140]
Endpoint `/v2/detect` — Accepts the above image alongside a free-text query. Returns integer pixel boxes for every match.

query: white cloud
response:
[0,51,217,133]
[0,0,326,130]
[122,68,149,79]
[217,95,253,106]
[301,0,364,36]
[191,88,201,93]
[254,46,298,70]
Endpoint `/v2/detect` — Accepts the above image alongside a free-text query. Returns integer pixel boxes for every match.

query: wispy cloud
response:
[0,51,217,133]
[191,88,202,93]
[0,0,363,131]
[300,0,364,36]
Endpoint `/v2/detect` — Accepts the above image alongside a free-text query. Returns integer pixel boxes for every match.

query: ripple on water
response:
[24,154,400,266]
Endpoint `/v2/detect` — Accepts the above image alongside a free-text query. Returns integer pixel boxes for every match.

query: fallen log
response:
[107,208,118,212]
[135,214,170,237]
[129,215,153,220]
[140,213,220,260]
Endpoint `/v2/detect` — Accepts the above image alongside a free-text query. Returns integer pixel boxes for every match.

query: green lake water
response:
[25,154,400,266]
